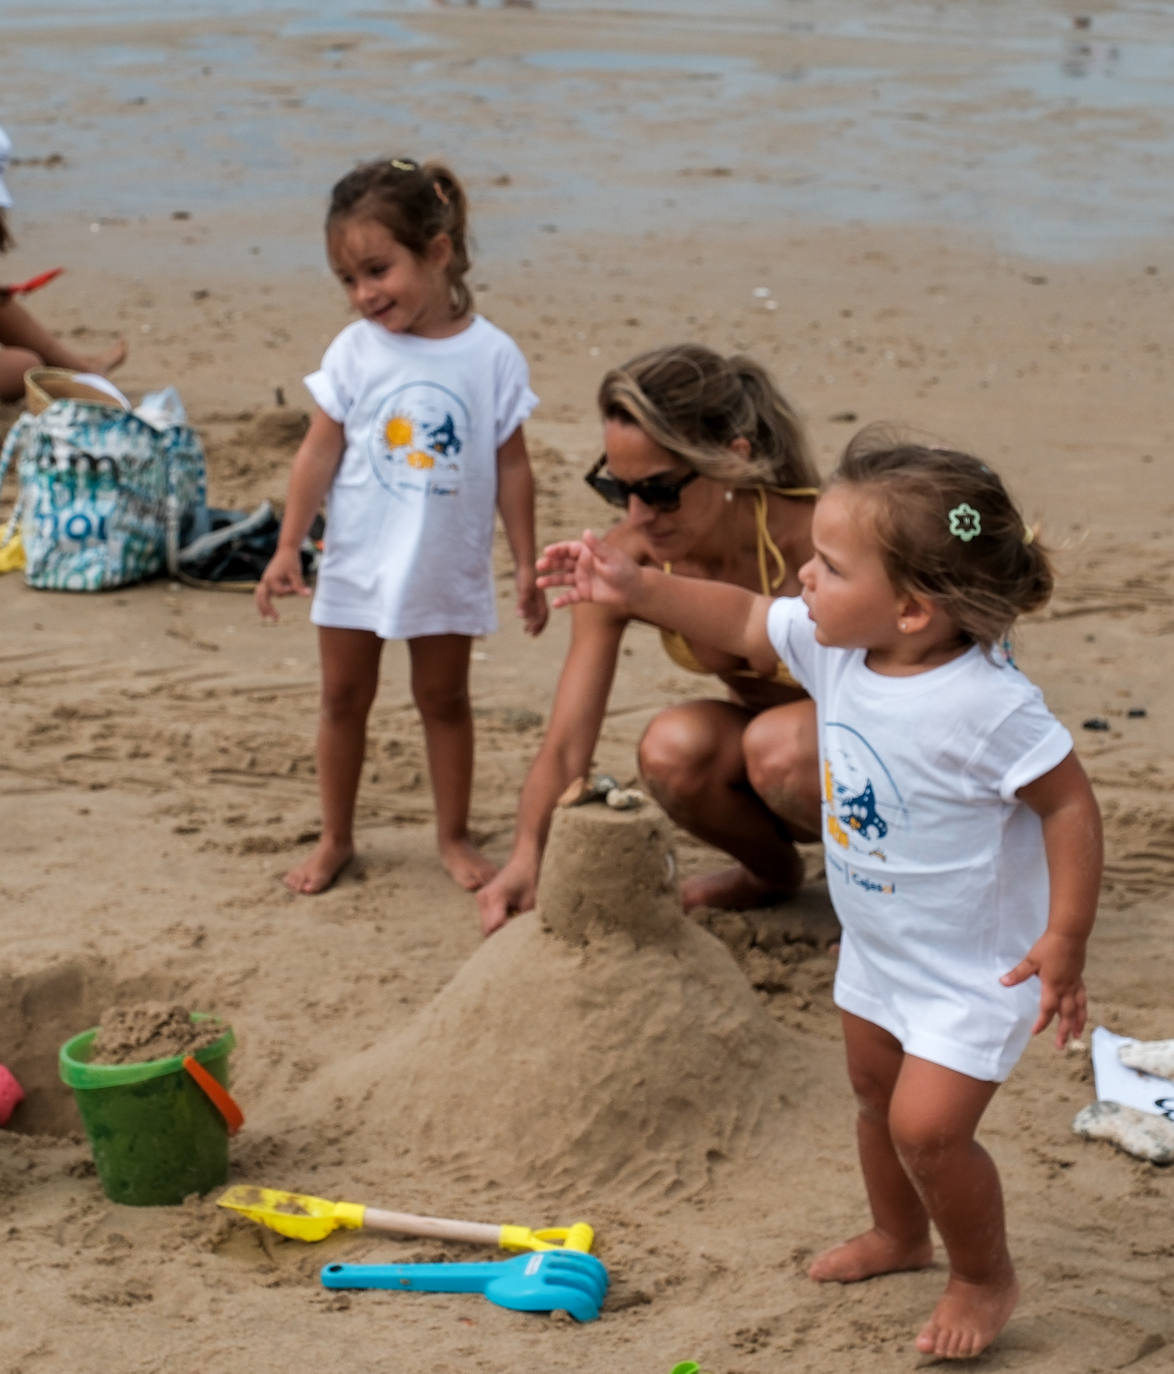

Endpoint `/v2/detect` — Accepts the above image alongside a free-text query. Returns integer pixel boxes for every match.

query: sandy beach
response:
[2,3,1173,1371]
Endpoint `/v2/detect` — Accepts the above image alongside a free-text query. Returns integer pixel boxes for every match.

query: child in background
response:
[0,125,127,402]
[538,433,1102,1361]
[257,156,546,896]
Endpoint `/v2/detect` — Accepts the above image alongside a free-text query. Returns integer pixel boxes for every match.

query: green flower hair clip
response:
[948,502,982,541]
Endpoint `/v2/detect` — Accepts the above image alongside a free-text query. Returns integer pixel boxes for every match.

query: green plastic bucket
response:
[59,1015,236,1206]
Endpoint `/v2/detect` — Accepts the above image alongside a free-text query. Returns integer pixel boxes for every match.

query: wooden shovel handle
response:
[362,1207,503,1246]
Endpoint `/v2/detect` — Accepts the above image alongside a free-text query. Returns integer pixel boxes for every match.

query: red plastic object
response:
[182,1055,244,1136]
[0,1064,24,1126]
[2,267,64,296]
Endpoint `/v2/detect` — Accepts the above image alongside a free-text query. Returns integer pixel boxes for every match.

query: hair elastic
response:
[1022,525,1036,547]
[947,502,981,542]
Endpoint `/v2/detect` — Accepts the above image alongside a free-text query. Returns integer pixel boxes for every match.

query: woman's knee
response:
[638,708,724,802]
[743,705,816,798]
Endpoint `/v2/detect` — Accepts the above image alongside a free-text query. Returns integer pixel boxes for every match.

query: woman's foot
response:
[283,836,354,894]
[681,853,803,912]
[808,1228,935,1283]
[439,836,497,892]
[915,1269,1020,1359]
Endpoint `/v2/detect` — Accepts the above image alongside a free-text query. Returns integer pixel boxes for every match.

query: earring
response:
[724,489,735,503]
[899,619,908,631]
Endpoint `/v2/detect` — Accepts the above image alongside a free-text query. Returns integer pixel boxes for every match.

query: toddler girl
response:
[537,432,1102,1360]
[257,156,546,895]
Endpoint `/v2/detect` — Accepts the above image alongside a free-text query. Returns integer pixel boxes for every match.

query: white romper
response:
[306,315,537,640]
[766,597,1073,1082]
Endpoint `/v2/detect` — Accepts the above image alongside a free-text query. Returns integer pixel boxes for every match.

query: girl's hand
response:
[536,530,641,611]
[255,547,310,621]
[515,565,548,636]
[1001,930,1088,1048]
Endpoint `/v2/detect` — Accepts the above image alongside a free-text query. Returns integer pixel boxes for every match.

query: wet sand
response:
[2,3,1173,1371]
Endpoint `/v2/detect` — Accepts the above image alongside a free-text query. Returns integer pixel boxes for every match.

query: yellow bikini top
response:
[659,485,817,688]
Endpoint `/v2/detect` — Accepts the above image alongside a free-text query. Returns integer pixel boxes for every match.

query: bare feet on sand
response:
[439,836,497,892]
[283,837,354,894]
[681,854,803,912]
[808,1228,935,1283]
[915,1271,1020,1360]
[85,338,128,376]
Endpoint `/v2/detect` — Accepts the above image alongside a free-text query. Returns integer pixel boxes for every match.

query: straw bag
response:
[0,367,206,591]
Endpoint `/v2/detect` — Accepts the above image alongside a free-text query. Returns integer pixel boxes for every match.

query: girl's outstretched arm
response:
[538,531,779,673]
[1001,750,1103,1047]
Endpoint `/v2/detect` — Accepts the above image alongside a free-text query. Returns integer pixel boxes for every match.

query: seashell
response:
[1072,1100,1174,1165]
[591,774,619,797]
[605,787,644,811]
[1118,1038,1174,1079]
[557,777,593,808]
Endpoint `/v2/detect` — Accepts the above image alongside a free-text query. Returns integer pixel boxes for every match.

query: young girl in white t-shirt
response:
[257,157,547,896]
[537,432,1102,1361]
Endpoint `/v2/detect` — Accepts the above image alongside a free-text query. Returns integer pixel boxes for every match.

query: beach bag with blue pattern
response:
[0,368,206,591]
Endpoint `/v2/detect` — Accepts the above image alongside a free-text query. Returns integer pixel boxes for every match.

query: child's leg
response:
[285,626,382,895]
[0,298,127,401]
[809,1012,934,1283]
[407,633,495,891]
[889,1056,1018,1359]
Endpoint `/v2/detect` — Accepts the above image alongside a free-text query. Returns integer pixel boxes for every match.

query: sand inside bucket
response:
[88,1002,228,1065]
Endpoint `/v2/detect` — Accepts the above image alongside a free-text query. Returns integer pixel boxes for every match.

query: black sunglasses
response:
[585,455,701,512]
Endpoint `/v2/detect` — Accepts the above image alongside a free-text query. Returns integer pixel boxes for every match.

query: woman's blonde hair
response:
[325,157,473,318]
[596,343,819,490]
[831,427,1054,650]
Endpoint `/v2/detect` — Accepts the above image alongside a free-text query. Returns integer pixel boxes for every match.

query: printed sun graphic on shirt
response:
[369,381,471,497]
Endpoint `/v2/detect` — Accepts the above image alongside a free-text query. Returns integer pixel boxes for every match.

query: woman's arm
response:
[495,424,547,635]
[255,407,344,620]
[1001,750,1103,1047]
[476,598,627,934]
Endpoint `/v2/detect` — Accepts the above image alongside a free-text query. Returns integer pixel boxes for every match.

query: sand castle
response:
[304,802,811,1201]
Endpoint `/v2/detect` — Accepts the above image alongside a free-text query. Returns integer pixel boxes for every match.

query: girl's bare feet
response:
[283,836,354,894]
[439,836,497,892]
[915,1270,1020,1359]
[681,852,803,912]
[808,1228,935,1283]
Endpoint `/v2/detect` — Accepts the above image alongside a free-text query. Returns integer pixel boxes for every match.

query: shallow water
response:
[6,0,1173,263]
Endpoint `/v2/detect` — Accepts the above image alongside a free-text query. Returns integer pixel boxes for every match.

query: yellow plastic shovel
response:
[217,1184,594,1253]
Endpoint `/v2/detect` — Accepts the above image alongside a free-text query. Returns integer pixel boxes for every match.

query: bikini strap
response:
[754,487,788,593]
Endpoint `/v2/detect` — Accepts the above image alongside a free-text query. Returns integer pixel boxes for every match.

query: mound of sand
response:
[287,805,811,1202]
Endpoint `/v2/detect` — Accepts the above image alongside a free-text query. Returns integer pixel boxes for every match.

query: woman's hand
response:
[537,530,642,611]
[475,856,538,936]
[255,547,310,621]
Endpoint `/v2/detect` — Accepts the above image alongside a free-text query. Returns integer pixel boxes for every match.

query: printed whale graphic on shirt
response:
[822,722,908,863]
[368,380,471,497]
[840,779,887,841]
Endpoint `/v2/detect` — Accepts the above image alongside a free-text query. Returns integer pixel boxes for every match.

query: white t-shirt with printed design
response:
[766,596,1074,1082]
[306,315,537,640]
